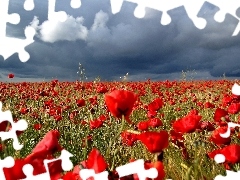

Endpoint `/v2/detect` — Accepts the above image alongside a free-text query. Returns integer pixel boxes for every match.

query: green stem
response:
[106,115,125,169]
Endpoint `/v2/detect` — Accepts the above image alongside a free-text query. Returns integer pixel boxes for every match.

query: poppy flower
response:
[105,90,137,123]
[210,126,231,146]
[76,99,86,107]
[197,121,215,131]
[137,131,169,153]
[148,118,163,128]
[3,159,26,180]
[137,121,149,131]
[173,112,202,133]
[33,123,42,130]
[208,144,240,164]
[170,130,184,142]
[90,119,103,129]
[214,108,228,122]
[8,73,14,78]
[148,98,164,112]
[221,144,240,164]
[0,121,9,132]
[228,103,240,114]
[26,130,62,160]
[121,131,138,146]
[86,148,108,173]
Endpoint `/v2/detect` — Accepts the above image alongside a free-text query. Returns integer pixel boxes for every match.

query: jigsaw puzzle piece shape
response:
[0,26,35,62]
[24,0,35,11]
[116,159,158,180]
[181,0,207,29]
[48,0,67,22]
[110,0,206,27]
[206,0,240,22]
[0,156,14,180]
[206,0,240,36]
[21,164,50,180]
[232,83,240,95]
[0,102,28,150]
[70,0,81,9]
[110,0,124,14]
[0,0,20,39]
[57,149,74,171]
[21,149,73,180]
[214,170,240,179]
[80,169,109,180]
[219,122,240,138]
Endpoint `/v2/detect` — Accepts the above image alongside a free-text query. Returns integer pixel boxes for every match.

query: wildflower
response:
[214,108,228,122]
[105,90,137,123]
[210,126,231,145]
[8,73,14,78]
[173,112,202,133]
[137,131,169,153]
[137,121,149,131]
[86,148,108,173]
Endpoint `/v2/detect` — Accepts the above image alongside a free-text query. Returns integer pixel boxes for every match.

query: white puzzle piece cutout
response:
[21,149,74,180]
[0,102,28,150]
[110,0,240,36]
[0,0,36,62]
[0,156,15,180]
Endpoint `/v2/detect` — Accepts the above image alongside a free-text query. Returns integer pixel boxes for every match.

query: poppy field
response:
[1,78,240,179]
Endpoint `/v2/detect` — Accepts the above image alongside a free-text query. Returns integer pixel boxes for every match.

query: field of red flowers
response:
[1,78,240,179]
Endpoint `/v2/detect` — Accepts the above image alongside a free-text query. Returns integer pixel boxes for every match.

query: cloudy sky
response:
[1,0,240,82]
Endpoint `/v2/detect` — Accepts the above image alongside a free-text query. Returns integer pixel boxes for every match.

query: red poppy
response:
[148,118,163,128]
[197,121,215,131]
[221,144,240,164]
[214,108,228,122]
[208,144,240,164]
[210,126,231,145]
[97,85,108,93]
[0,121,9,132]
[3,159,26,180]
[137,121,149,131]
[121,131,138,146]
[228,103,240,114]
[90,119,103,129]
[147,110,157,118]
[86,148,108,173]
[33,123,42,130]
[173,112,202,133]
[204,102,215,108]
[148,98,164,112]
[8,73,14,78]
[105,90,137,123]
[76,99,86,107]
[26,130,62,160]
[20,107,29,114]
[137,131,169,153]
[170,130,184,142]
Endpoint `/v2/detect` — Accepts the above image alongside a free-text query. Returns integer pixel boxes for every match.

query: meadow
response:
[1,78,240,179]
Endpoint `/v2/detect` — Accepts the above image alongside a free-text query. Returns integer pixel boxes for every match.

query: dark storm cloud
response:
[1,0,240,82]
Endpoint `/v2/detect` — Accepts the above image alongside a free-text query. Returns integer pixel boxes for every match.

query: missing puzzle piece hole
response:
[24,0,35,11]
[22,164,34,177]
[161,12,171,26]
[71,0,81,9]
[214,11,225,23]
[2,156,14,168]
[134,5,146,19]
[8,13,20,25]
[214,154,226,164]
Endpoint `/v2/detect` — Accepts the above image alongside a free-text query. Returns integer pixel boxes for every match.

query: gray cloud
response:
[1,0,240,82]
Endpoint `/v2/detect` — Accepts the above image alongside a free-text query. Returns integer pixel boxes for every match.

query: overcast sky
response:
[1,0,240,82]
